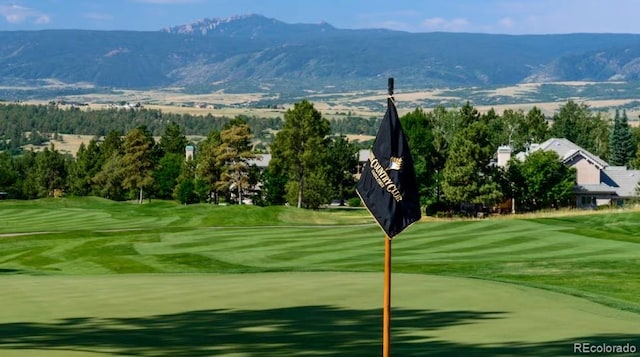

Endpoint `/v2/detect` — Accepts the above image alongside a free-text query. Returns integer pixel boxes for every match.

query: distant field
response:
[23,134,96,157]
[0,198,638,355]
[13,79,640,163]
[19,81,640,121]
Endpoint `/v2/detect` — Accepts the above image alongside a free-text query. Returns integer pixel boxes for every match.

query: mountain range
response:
[2,14,640,95]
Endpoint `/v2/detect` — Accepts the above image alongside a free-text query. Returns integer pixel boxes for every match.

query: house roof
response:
[532,138,609,168]
[575,184,618,194]
[247,154,271,168]
[603,167,640,198]
[251,150,369,169]
[359,149,371,162]
[516,137,640,199]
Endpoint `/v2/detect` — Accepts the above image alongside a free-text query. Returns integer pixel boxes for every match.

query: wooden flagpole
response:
[383,235,392,357]
[383,77,394,357]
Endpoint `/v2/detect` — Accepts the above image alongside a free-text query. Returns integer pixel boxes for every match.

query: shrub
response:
[347,197,362,207]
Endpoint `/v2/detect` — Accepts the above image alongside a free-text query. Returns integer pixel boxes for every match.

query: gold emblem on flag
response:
[368,153,403,202]
[388,157,403,171]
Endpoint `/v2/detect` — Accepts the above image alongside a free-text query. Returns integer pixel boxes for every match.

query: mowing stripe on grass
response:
[1,199,639,315]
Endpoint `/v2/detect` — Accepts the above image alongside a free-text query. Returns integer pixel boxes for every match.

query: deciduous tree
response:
[507,150,576,211]
[401,107,436,205]
[550,100,609,158]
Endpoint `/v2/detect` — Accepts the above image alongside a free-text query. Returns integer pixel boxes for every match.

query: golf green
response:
[1,272,638,356]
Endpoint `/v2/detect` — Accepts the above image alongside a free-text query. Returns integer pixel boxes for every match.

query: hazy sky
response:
[1,0,640,34]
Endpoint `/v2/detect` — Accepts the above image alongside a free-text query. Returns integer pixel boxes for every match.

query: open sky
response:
[1,0,640,34]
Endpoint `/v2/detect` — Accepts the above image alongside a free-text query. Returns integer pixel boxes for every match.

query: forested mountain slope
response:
[2,15,640,93]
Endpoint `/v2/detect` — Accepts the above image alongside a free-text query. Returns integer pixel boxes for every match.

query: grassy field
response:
[0,198,639,356]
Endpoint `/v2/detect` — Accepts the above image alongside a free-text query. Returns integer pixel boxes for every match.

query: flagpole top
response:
[388,77,394,97]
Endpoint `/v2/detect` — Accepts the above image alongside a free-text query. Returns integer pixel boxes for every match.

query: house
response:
[246,154,271,169]
[499,138,640,209]
[355,149,371,179]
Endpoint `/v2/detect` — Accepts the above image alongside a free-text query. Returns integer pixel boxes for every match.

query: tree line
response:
[0,101,359,208]
[1,99,639,214]
[403,101,638,214]
[0,103,380,155]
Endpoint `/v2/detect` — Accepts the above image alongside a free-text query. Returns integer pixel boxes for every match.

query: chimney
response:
[185,145,195,161]
[497,145,512,168]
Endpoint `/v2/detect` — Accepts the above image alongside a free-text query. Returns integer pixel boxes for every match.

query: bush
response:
[347,197,362,207]
[425,200,448,216]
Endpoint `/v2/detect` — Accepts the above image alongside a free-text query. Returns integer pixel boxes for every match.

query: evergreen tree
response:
[159,122,188,156]
[261,165,288,206]
[325,135,358,205]
[0,152,16,197]
[270,100,330,208]
[215,123,256,204]
[93,152,125,200]
[609,109,635,167]
[34,145,70,197]
[441,107,503,211]
[154,153,184,199]
[442,135,478,205]
[174,158,199,205]
[100,130,123,163]
[17,151,39,199]
[69,139,102,196]
[121,127,156,204]
[196,130,222,203]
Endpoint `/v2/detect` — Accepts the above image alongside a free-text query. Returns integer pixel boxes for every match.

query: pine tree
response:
[270,100,330,208]
[215,123,256,204]
[159,122,188,156]
[196,130,222,204]
[609,110,635,167]
[121,128,156,204]
[174,158,199,205]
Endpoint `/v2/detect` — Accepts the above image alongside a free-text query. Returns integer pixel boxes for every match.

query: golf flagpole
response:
[383,79,393,357]
[356,78,421,357]
[383,234,391,357]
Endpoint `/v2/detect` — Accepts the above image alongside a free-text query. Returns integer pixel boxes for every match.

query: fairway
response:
[0,198,639,355]
[1,273,639,356]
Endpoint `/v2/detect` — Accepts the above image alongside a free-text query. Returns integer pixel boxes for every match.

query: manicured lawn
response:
[0,198,638,355]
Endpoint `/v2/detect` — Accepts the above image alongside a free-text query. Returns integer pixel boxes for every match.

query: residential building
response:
[499,138,640,209]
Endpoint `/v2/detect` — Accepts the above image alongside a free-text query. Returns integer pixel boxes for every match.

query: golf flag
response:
[357,97,421,238]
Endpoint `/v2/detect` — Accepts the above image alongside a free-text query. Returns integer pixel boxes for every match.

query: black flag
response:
[357,97,421,238]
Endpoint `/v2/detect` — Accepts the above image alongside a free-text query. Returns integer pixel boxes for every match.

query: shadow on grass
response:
[0,306,637,356]
[0,268,25,274]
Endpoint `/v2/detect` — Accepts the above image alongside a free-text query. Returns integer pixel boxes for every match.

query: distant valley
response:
[3,14,640,116]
